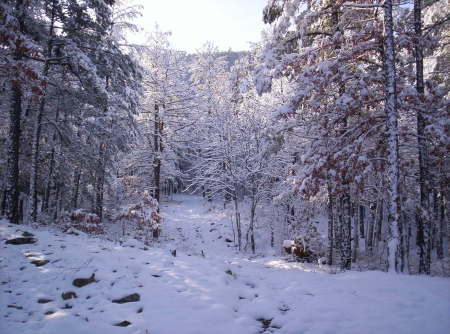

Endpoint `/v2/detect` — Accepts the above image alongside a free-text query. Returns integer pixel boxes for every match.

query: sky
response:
[132,0,268,53]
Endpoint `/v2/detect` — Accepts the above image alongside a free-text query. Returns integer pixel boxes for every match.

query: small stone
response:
[137,307,143,313]
[5,237,37,245]
[31,260,49,267]
[7,304,23,310]
[22,231,34,237]
[61,291,77,300]
[225,238,233,243]
[114,320,131,327]
[37,298,53,304]
[73,274,96,287]
[112,293,140,304]
[45,310,55,315]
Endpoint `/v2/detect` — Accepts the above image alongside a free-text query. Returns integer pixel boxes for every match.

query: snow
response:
[282,240,294,248]
[1,195,449,334]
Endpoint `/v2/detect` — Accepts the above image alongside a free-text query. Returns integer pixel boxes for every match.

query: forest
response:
[2,0,448,273]
[0,1,449,333]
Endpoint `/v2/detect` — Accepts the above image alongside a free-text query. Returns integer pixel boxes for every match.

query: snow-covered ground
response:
[1,195,449,334]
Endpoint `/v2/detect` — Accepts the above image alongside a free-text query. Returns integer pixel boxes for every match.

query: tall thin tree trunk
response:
[327,181,334,265]
[414,0,431,275]
[359,204,366,251]
[352,202,359,263]
[436,191,444,259]
[41,148,55,213]
[95,143,105,222]
[383,0,401,273]
[5,0,26,225]
[153,104,162,206]
[233,193,242,251]
[27,0,56,223]
[5,83,22,225]
[342,193,352,270]
[42,100,60,213]
[28,103,44,223]
[367,204,375,257]
[249,197,257,254]
[72,169,81,209]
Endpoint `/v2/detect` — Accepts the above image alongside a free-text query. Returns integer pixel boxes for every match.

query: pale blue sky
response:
[135,0,267,52]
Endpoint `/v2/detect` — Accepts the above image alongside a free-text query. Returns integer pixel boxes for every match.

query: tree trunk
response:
[27,0,56,224]
[42,99,60,213]
[249,198,257,254]
[414,0,431,275]
[342,194,352,270]
[95,143,105,222]
[233,194,242,251]
[436,191,444,259]
[4,0,26,225]
[367,204,376,257]
[27,104,44,223]
[153,104,162,205]
[5,82,22,225]
[352,202,359,263]
[53,185,60,221]
[327,181,334,265]
[72,169,81,209]
[383,0,401,273]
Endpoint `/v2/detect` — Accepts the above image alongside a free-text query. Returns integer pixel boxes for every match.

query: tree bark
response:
[414,0,431,275]
[27,0,56,224]
[5,83,22,225]
[383,0,401,273]
[95,143,105,221]
[249,197,257,254]
[327,181,334,265]
[233,193,242,251]
[5,0,26,225]
[72,169,81,209]
[153,104,162,205]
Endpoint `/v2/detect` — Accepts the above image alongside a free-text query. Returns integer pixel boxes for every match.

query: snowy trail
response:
[1,195,449,334]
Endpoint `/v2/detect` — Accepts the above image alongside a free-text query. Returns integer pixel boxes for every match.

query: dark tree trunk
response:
[153,104,163,206]
[72,169,81,209]
[27,0,56,223]
[5,83,22,225]
[359,205,365,238]
[376,200,384,242]
[28,104,44,223]
[342,194,352,270]
[53,185,60,221]
[233,192,242,251]
[352,202,359,263]
[42,99,60,213]
[95,144,105,222]
[327,181,334,265]
[4,0,26,225]
[367,204,376,257]
[414,0,431,275]
[41,147,55,213]
[249,198,257,254]
[436,191,445,259]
